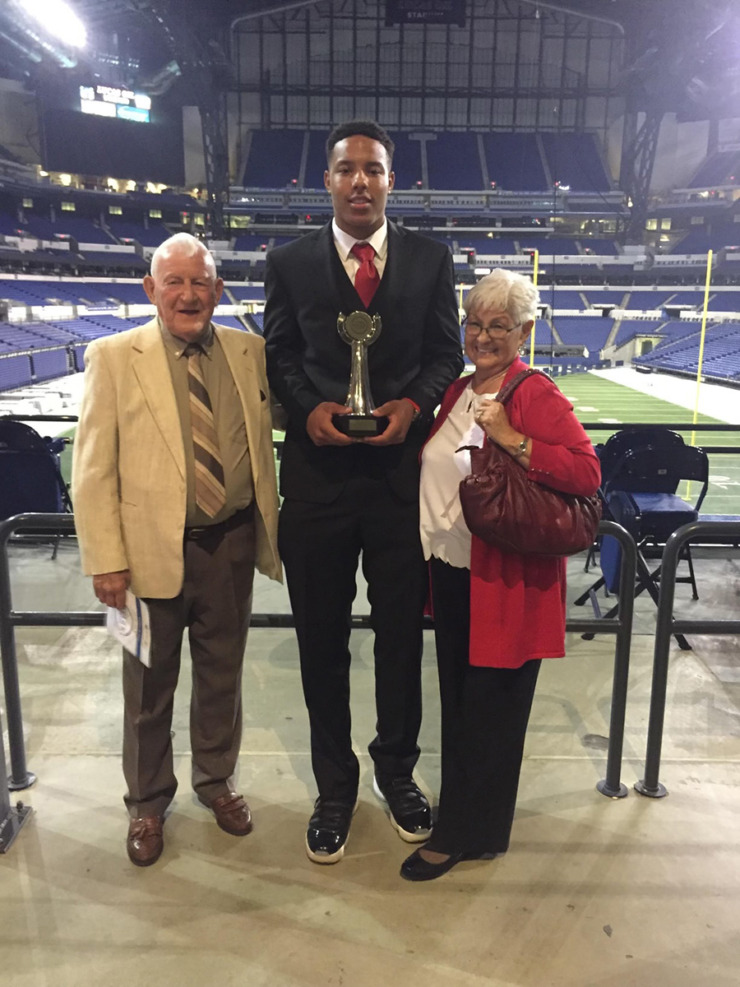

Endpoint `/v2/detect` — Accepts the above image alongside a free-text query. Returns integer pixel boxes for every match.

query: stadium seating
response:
[386,132,422,190]
[233,234,270,251]
[0,324,59,349]
[688,151,740,189]
[0,212,22,235]
[581,291,628,307]
[304,130,330,189]
[0,353,32,389]
[624,291,671,309]
[211,315,247,331]
[240,128,612,194]
[460,235,516,254]
[243,129,305,187]
[611,319,664,347]
[548,289,585,310]
[427,133,482,190]
[23,215,115,244]
[90,282,149,304]
[482,132,546,191]
[227,285,267,301]
[554,315,613,354]
[517,237,581,254]
[671,230,739,254]
[32,348,70,382]
[633,322,740,381]
[540,133,611,192]
[108,221,171,246]
[580,238,619,255]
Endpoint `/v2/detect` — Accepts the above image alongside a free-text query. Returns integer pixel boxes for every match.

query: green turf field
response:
[61,372,740,516]
[557,374,740,516]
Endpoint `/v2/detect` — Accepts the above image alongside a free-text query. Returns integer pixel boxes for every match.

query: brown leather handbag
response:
[459,370,601,556]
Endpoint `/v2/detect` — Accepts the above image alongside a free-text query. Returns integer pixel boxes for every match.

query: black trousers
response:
[279,475,427,803]
[429,557,541,855]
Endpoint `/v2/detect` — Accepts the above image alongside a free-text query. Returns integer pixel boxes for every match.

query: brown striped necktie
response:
[185,343,226,518]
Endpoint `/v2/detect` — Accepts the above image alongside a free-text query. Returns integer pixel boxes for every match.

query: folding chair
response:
[0,420,73,557]
[578,428,687,583]
[592,434,709,650]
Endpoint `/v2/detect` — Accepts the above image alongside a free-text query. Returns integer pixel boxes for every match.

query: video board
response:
[38,75,185,186]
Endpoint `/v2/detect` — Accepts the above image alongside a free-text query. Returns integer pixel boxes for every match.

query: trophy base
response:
[333,413,389,437]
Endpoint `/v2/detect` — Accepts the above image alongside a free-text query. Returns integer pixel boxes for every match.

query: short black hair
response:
[325,120,395,167]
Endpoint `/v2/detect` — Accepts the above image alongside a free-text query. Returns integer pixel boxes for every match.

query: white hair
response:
[150,232,217,280]
[464,268,539,324]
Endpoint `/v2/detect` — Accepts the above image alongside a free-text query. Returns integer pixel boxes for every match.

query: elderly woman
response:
[401,269,600,882]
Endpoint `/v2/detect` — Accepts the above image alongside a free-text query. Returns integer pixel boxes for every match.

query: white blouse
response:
[419,382,498,569]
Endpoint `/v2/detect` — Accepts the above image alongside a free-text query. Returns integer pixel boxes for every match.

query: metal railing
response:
[1,514,638,809]
[0,708,32,853]
[635,519,740,798]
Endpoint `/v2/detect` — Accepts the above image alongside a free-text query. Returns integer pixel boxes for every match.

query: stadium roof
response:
[1,0,738,122]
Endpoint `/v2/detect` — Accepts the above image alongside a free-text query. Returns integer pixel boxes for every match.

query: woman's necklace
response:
[468,368,508,412]
[472,367,507,394]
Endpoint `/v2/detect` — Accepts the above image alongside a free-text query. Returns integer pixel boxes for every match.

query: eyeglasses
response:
[462,318,524,338]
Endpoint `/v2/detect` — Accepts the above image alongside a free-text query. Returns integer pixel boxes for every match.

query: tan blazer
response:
[72,319,281,598]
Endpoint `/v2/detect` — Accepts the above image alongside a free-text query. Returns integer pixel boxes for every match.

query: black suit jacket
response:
[264,221,463,503]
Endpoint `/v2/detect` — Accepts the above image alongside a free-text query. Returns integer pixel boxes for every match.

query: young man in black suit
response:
[264,120,463,864]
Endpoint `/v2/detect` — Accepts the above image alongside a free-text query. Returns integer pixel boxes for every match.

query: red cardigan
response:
[424,358,600,668]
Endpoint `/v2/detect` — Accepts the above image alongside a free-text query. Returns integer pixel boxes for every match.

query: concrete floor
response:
[2,537,740,987]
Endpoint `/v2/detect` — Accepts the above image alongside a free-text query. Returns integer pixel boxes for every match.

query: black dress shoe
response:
[373,775,432,843]
[400,847,464,882]
[305,798,356,864]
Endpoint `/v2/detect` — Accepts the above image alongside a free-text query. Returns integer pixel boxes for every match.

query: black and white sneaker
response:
[305,798,357,864]
[373,776,432,843]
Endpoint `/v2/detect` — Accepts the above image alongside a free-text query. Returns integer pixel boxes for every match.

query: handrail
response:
[0,708,32,853]
[1,514,636,802]
[2,413,739,433]
[635,519,740,798]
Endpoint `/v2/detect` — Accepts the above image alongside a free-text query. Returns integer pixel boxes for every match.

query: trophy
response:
[332,311,389,437]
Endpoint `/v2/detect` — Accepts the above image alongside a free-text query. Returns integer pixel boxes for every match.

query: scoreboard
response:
[38,75,184,186]
[79,84,152,124]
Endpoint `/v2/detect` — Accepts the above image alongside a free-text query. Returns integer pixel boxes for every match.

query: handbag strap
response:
[495,368,550,406]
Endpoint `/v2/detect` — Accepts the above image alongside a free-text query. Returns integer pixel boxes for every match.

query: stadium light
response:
[20,0,87,49]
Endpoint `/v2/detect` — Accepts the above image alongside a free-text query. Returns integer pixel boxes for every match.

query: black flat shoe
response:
[400,847,464,882]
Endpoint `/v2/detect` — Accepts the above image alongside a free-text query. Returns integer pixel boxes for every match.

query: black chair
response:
[0,420,73,556]
[579,428,687,582]
[577,428,709,650]
[599,428,687,502]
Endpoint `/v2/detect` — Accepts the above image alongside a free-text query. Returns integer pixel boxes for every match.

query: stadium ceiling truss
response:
[124,0,233,237]
[231,0,625,137]
[0,1,736,243]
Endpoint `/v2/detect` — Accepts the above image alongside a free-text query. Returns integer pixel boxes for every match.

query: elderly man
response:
[73,232,281,866]
[264,120,463,864]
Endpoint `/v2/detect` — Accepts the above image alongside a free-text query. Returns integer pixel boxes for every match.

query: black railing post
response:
[0,513,89,790]
[564,521,637,799]
[0,515,35,789]
[596,522,636,799]
[0,707,33,853]
[636,520,740,798]
[0,515,637,820]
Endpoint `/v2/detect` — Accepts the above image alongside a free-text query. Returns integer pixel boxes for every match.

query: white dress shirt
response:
[331,218,389,285]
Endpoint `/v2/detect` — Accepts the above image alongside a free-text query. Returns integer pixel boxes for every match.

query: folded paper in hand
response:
[106,590,151,667]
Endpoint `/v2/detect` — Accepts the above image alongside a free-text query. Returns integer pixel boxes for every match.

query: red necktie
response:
[351,242,380,308]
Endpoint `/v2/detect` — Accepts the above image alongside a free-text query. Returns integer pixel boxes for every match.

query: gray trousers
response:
[122,511,255,818]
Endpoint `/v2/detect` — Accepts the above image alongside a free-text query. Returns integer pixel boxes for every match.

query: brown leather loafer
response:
[127,815,164,867]
[205,792,253,836]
